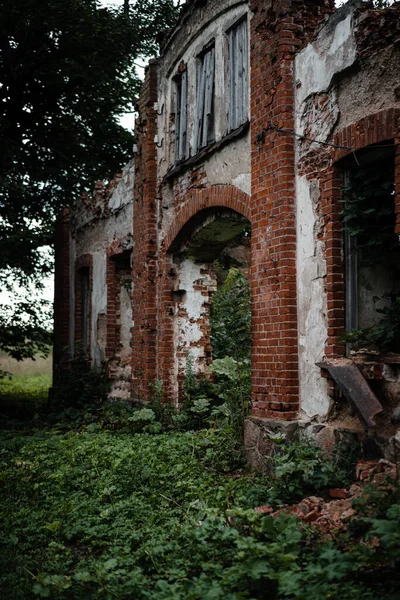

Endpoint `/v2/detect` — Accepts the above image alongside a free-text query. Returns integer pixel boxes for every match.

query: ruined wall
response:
[54,0,400,462]
[130,0,253,401]
[66,161,134,397]
[294,1,400,421]
[248,0,334,418]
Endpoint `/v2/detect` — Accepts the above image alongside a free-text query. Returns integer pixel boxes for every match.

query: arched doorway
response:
[163,206,251,405]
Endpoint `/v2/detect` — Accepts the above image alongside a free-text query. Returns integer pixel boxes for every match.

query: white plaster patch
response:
[296,175,330,418]
[295,13,356,107]
[108,160,134,212]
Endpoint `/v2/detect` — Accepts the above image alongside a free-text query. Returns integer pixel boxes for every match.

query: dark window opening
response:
[343,142,399,353]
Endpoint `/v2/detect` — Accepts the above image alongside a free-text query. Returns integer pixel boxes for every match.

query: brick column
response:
[131,62,158,401]
[249,0,334,418]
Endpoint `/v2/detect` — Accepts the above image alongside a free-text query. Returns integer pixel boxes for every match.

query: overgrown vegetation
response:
[0,397,399,599]
[150,266,252,441]
[0,374,51,418]
[0,0,180,359]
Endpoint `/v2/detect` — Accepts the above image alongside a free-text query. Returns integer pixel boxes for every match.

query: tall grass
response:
[0,352,52,418]
[0,350,52,376]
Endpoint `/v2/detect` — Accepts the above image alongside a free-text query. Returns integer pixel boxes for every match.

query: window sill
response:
[164,121,250,182]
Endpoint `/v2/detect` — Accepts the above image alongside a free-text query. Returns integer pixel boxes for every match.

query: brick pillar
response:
[53,209,71,386]
[249,0,334,418]
[131,61,158,401]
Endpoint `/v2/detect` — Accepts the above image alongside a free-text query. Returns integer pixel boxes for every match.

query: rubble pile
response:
[255,459,398,534]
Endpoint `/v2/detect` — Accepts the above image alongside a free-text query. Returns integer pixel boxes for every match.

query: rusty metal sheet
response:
[317,358,383,429]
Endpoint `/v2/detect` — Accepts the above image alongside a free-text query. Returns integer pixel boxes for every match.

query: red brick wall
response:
[106,256,117,360]
[106,246,132,361]
[131,63,158,400]
[249,0,333,419]
[53,209,71,385]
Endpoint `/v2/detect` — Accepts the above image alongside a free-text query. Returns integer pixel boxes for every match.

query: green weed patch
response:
[0,418,399,599]
[0,375,51,418]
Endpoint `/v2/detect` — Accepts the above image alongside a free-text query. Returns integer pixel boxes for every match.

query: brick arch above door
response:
[163,185,251,253]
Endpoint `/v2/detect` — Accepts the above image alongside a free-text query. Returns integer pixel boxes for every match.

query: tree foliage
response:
[0,0,179,358]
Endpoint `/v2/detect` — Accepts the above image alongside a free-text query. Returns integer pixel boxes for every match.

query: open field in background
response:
[0,350,52,377]
[0,352,52,417]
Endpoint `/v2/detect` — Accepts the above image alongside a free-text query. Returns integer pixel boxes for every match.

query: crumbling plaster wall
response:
[70,160,134,370]
[170,259,217,400]
[154,0,251,242]
[143,0,252,398]
[294,0,400,420]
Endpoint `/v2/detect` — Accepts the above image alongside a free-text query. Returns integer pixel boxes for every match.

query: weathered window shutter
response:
[203,47,215,147]
[195,47,215,152]
[228,19,248,132]
[179,70,187,161]
[195,55,206,151]
[175,78,181,162]
[228,28,236,131]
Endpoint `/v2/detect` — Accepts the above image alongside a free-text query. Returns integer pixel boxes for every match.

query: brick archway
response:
[163,185,251,253]
[157,185,251,403]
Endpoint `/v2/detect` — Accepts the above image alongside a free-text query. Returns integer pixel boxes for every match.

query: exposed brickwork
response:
[296,110,400,398]
[106,237,133,361]
[53,0,400,432]
[355,4,400,60]
[249,0,333,419]
[106,257,117,360]
[156,185,250,401]
[163,185,251,251]
[131,63,158,400]
[53,209,71,385]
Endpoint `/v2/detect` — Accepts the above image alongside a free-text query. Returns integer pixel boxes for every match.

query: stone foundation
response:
[244,416,399,472]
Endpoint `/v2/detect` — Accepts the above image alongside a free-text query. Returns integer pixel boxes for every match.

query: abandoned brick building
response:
[53,0,400,460]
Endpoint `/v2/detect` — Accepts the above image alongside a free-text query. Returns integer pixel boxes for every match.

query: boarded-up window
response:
[175,70,188,163]
[195,46,215,152]
[228,19,248,132]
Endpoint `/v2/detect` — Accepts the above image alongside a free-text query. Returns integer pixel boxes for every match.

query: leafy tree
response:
[0,0,179,359]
